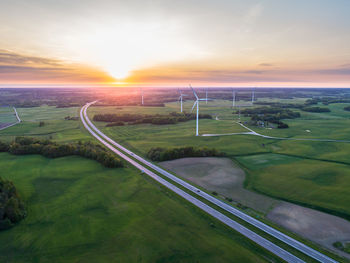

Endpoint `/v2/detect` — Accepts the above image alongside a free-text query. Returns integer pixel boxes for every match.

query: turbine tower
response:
[232,89,236,107]
[140,88,144,105]
[205,89,208,104]
[178,89,187,113]
[190,85,211,136]
[251,89,255,105]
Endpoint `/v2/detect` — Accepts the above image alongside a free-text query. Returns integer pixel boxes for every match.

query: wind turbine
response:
[178,89,187,113]
[205,89,208,104]
[190,85,211,136]
[251,89,255,105]
[140,88,144,105]
[232,89,236,107]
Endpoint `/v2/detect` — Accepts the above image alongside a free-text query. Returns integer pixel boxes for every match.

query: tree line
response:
[0,137,124,168]
[146,146,225,162]
[238,107,301,129]
[306,97,350,105]
[0,177,26,230]
[301,106,331,113]
[93,112,212,126]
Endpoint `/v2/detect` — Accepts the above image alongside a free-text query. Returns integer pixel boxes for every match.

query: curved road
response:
[203,121,350,143]
[81,102,338,263]
[0,107,21,131]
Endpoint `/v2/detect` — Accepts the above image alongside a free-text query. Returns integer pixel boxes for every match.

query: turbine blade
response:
[189,84,198,100]
[191,101,197,112]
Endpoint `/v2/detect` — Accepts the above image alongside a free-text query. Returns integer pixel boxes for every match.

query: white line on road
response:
[80,103,305,263]
[82,102,339,263]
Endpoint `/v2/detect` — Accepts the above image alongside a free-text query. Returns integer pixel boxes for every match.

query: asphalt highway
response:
[81,102,338,263]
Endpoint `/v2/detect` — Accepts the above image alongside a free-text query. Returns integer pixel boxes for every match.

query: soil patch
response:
[161,157,350,258]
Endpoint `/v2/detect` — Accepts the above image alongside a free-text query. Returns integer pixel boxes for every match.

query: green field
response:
[1,100,349,260]
[0,106,92,143]
[0,107,17,124]
[0,153,277,263]
[87,100,350,219]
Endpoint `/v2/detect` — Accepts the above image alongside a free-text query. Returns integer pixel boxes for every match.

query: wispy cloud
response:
[313,67,350,75]
[0,50,113,83]
[259,63,273,67]
[0,50,61,66]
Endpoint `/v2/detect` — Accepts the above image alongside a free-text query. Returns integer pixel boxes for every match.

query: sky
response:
[0,0,350,87]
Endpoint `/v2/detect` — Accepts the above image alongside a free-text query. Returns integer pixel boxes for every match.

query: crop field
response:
[87,99,350,219]
[0,153,277,263]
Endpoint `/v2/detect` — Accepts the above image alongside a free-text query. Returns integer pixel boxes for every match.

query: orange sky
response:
[0,0,350,87]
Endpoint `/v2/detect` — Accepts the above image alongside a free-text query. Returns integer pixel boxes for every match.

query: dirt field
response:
[160,157,350,258]
[160,157,279,213]
[268,202,350,259]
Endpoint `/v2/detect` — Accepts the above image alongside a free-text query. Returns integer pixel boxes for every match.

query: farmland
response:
[87,99,350,220]
[1,88,350,261]
[0,106,92,143]
[0,153,275,263]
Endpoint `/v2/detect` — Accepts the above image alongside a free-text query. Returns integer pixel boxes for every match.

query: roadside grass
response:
[0,153,278,263]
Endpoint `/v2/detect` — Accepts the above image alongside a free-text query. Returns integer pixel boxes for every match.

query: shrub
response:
[277,123,289,129]
[106,122,125,127]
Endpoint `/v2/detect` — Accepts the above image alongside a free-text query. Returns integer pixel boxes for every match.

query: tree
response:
[0,177,26,230]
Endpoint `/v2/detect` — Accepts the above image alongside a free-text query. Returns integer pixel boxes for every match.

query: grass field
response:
[0,107,17,124]
[87,100,350,219]
[0,153,278,263]
[0,106,92,143]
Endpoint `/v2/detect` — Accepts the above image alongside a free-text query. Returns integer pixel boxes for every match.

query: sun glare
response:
[57,21,207,82]
[105,65,131,80]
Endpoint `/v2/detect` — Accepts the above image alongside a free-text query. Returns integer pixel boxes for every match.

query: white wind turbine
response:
[205,88,208,104]
[140,88,144,105]
[190,85,211,136]
[232,89,236,107]
[178,89,188,113]
[251,89,255,105]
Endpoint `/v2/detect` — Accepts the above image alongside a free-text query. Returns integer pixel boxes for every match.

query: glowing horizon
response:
[1,0,350,87]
